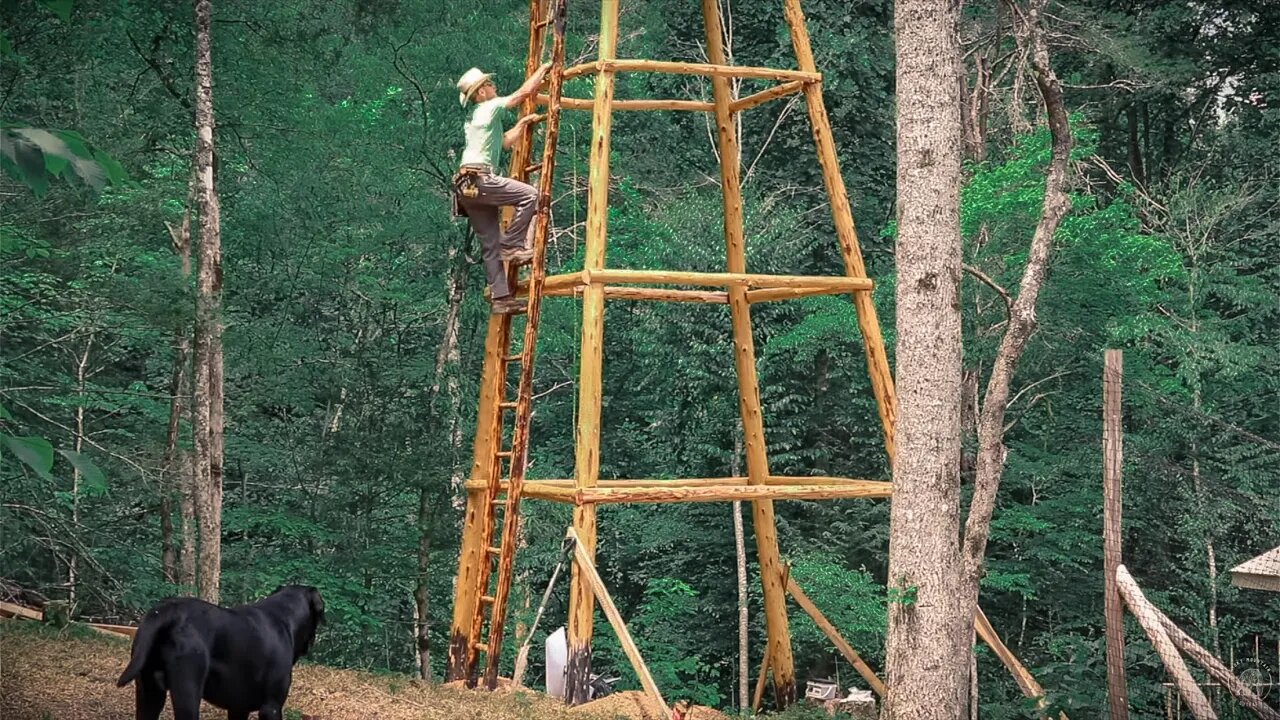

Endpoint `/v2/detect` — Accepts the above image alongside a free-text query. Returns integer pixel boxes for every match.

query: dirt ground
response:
[0,620,620,720]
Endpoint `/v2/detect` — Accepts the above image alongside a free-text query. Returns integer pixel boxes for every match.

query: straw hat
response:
[456,67,492,107]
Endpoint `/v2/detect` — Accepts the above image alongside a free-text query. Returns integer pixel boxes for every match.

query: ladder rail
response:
[463,0,568,690]
[479,0,567,689]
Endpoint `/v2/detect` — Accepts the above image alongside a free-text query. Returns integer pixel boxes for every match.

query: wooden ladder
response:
[463,0,568,691]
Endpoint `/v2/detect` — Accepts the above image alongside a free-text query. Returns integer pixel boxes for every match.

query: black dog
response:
[117,585,324,720]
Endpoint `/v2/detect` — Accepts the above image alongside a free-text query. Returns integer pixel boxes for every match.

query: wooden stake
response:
[785,576,887,696]
[781,0,897,457]
[568,529,672,720]
[702,0,796,706]
[565,0,618,705]
[1103,349,1130,719]
[1115,565,1217,720]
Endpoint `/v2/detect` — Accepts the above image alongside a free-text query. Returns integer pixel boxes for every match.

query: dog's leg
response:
[135,674,166,720]
[257,706,282,720]
[166,654,209,720]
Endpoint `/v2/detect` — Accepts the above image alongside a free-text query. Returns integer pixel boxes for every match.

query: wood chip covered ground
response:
[0,622,661,720]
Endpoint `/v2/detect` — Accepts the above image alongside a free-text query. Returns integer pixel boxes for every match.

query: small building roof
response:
[1230,546,1280,593]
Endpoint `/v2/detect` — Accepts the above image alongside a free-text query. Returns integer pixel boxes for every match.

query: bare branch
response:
[962,263,1013,315]
[962,0,1073,589]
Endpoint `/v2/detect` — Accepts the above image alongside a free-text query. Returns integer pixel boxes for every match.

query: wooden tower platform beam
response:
[564,0,619,706]
[702,0,796,705]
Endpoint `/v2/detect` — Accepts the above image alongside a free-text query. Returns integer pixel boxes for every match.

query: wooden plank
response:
[730,80,808,113]
[562,59,819,84]
[537,94,713,112]
[87,622,137,638]
[781,0,896,459]
[569,529,671,720]
[0,601,43,621]
[785,576,887,696]
[1102,350,1130,720]
[566,0,618,705]
[1115,565,1217,720]
[702,0,795,706]
[745,286,867,304]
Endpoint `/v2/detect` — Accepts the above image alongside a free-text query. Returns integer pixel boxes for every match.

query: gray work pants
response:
[458,173,539,299]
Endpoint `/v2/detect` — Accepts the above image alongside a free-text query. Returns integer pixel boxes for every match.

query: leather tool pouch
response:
[451,169,481,218]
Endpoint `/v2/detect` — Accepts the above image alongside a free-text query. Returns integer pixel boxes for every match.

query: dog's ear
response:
[308,587,325,624]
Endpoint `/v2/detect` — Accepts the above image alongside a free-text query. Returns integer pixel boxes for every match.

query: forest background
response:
[2,0,1277,716]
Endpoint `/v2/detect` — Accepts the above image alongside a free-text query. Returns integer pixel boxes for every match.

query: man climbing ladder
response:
[454,61,552,314]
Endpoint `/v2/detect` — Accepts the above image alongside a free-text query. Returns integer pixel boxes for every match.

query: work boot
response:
[500,246,534,266]
[491,295,527,315]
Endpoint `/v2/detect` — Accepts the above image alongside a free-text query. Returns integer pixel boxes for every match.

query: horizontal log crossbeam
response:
[564,59,820,83]
[537,62,813,115]
[464,476,892,504]
[528,269,872,306]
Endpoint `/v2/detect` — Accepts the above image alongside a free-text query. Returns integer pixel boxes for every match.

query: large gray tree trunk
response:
[191,0,224,604]
[883,1,968,718]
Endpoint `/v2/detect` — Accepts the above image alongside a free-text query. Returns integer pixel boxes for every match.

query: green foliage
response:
[1,1,1276,716]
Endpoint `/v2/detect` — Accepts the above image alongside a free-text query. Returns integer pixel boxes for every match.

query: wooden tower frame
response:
[447,0,898,706]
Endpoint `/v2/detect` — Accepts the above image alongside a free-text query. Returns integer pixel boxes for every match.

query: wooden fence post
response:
[1103,349,1130,719]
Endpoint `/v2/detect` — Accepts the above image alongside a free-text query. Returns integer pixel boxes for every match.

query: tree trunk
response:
[192,0,224,604]
[957,0,1072,688]
[415,235,468,680]
[69,332,93,613]
[883,1,968,718]
[732,431,749,712]
[162,208,195,588]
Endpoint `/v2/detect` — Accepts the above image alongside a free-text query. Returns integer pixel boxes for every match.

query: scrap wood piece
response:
[751,650,771,712]
[0,600,43,621]
[88,622,137,638]
[567,528,671,720]
[974,606,1068,720]
[783,575,886,697]
[1115,565,1217,720]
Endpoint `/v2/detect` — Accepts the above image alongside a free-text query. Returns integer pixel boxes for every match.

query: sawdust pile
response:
[1,621,586,720]
[570,691,731,720]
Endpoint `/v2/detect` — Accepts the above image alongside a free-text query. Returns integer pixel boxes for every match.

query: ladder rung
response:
[536,16,552,28]
[496,451,513,458]
[480,595,496,604]
[499,401,517,410]
[487,546,502,555]
[504,354,523,362]
[473,642,489,652]
[525,162,542,174]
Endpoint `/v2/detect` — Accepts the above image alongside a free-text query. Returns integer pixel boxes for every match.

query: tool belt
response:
[451,164,492,218]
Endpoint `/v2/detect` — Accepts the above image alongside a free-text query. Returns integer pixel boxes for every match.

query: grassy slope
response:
[0,620,584,720]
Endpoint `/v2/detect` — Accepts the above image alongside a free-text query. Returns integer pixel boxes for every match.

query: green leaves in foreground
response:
[0,125,128,197]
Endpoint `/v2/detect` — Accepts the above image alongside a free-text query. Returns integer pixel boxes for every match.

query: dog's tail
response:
[116,610,171,687]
